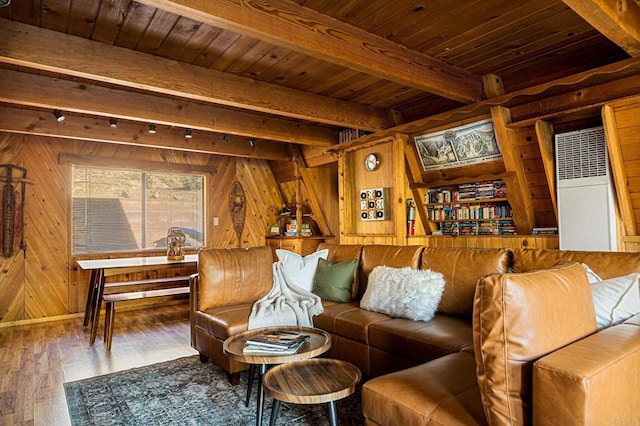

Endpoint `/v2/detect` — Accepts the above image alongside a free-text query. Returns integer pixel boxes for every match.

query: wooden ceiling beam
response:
[507,73,640,127]
[138,0,484,104]
[0,19,391,131]
[0,106,291,161]
[334,57,640,143]
[0,69,336,147]
[563,0,640,56]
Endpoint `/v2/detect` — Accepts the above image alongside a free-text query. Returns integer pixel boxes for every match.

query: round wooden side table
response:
[262,358,362,426]
[223,326,331,426]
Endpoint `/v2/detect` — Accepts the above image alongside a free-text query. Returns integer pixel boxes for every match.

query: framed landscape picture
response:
[414,119,502,171]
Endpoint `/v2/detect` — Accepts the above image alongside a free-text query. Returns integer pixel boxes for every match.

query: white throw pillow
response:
[276,249,329,292]
[360,266,445,322]
[590,272,640,329]
[582,263,603,283]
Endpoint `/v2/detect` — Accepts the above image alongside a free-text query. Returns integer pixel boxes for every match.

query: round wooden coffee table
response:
[223,326,331,426]
[262,358,361,426]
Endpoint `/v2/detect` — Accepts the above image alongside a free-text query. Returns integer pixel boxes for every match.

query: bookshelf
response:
[425,180,517,235]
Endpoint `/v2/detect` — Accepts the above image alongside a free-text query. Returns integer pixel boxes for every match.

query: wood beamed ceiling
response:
[0,0,639,162]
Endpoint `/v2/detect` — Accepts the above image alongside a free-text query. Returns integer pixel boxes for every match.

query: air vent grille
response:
[556,127,607,181]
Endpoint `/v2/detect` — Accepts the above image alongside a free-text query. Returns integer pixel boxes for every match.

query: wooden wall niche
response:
[339,135,407,244]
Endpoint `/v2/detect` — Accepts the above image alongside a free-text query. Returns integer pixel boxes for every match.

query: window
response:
[72,166,204,254]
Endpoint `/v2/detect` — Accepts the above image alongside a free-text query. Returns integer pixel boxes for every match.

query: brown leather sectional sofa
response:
[190,244,640,424]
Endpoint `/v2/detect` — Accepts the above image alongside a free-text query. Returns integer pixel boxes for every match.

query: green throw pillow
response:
[312,257,359,302]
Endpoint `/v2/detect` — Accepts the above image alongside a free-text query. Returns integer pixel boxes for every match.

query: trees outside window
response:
[72,166,204,254]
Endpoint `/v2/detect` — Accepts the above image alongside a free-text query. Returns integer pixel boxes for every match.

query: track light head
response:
[222,133,228,143]
[148,123,156,134]
[249,138,256,148]
[184,128,192,139]
[109,118,117,129]
[53,109,65,122]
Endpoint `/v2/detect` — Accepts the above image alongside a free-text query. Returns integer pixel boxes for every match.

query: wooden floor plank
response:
[0,304,196,425]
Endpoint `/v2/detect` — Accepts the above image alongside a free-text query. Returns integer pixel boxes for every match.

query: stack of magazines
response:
[243,331,310,355]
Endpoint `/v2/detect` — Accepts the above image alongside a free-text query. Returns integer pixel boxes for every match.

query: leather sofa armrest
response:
[189,272,199,348]
[533,324,640,425]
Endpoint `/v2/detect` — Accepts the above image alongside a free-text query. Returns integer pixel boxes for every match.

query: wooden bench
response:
[104,275,191,289]
[103,285,190,350]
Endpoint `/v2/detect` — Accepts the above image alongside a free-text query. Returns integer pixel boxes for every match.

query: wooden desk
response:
[223,326,331,426]
[77,254,198,345]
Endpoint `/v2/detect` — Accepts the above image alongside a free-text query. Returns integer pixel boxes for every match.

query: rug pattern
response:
[64,355,364,425]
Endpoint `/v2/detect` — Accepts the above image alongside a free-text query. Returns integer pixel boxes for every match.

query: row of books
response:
[438,220,518,235]
[532,227,558,235]
[427,204,512,221]
[338,128,372,144]
[242,331,310,355]
[426,180,507,204]
[459,180,507,200]
[283,221,312,237]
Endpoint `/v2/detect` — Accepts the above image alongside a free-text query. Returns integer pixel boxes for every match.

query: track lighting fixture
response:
[148,123,156,134]
[184,128,192,139]
[53,109,65,122]
[249,138,256,147]
[109,118,117,129]
[222,133,229,143]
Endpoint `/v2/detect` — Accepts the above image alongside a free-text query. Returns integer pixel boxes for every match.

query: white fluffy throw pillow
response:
[590,272,640,329]
[276,249,329,292]
[360,266,445,321]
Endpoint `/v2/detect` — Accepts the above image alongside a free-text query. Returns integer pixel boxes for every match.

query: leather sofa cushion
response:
[317,243,363,299]
[313,301,390,344]
[533,323,640,425]
[363,351,487,426]
[198,246,273,311]
[421,247,511,318]
[194,303,252,340]
[368,315,473,364]
[473,261,597,425]
[360,245,423,298]
[512,248,640,279]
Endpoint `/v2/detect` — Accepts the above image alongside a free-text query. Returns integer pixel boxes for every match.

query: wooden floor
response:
[0,303,197,426]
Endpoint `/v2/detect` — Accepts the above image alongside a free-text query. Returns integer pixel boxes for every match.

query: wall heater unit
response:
[555,126,617,251]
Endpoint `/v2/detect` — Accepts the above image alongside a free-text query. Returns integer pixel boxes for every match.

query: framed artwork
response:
[359,187,387,221]
[414,119,501,171]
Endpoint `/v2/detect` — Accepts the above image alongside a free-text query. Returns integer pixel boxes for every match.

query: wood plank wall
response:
[604,96,640,252]
[3,97,639,323]
[0,134,283,323]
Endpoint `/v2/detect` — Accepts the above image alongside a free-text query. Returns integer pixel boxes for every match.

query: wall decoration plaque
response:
[359,187,388,221]
[414,119,501,171]
[229,180,246,247]
[0,165,27,258]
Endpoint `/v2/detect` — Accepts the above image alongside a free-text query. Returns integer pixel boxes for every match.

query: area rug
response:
[64,355,364,425]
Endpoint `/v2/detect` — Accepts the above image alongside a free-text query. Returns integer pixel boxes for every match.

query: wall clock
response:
[364,153,380,171]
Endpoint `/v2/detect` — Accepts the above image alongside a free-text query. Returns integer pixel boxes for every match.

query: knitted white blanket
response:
[247,261,324,330]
